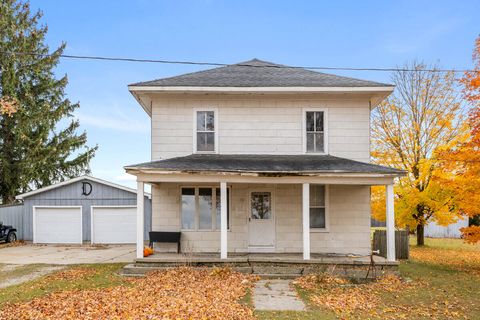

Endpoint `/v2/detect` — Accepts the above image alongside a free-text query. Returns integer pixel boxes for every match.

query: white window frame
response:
[310,185,329,232]
[302,108,328,154]
[193,107,218,154]
[179,186,231,231]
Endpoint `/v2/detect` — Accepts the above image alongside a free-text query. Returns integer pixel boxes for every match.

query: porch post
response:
[136,181,145,259]
[302,183,310,260]
[220,181,228,259]
[386,184,396,262]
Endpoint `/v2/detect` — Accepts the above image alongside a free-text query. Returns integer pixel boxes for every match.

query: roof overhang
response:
[128,85,395,116]
[125,169,399,186]
[16,175,151,200]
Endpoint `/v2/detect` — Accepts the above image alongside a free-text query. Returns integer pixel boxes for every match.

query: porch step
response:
[120,263,305,278]
[120,264,255,277]
[134,261,250,268]
[255,274,302,279]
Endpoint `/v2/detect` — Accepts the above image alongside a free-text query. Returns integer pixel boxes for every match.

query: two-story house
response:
[125,59,403,263]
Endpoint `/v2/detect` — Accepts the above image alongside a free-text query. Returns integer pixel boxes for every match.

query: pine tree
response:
[0,0,97,204]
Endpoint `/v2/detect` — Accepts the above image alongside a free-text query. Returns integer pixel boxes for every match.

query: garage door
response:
[33,206,82,244]
[91,206,136,244]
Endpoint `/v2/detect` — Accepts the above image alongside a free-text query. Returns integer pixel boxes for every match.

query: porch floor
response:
[136,252,398,266]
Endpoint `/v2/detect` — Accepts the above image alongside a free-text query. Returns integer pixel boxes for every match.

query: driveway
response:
[0,244,136,265]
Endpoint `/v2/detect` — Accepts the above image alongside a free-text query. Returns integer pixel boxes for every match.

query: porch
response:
[123,252,399,278]
[126,154,404,264]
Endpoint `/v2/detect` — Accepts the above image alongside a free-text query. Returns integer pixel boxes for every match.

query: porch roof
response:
[125,154,405,176]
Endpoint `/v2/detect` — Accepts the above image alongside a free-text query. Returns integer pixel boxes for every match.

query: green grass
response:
[0,263,128,308]
[1,239,479,319]
[239,287,253,307]
[262,237,480,319]
[409,235,480,251]
[255,310,336,320]
[0,264,47,283]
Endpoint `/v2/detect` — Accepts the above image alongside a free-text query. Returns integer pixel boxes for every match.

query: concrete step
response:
[256,274,302,279]
[118,272,145,278]
[134,261,250,268]
[252,266,303,275]
[122,262,307,277]
[121,264,255,277]
[121,264,167,276]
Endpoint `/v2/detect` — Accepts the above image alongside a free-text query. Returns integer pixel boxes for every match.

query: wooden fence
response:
[372,229,409,260]
[371,218,386,227]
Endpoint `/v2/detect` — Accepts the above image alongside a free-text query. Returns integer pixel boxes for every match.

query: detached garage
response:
[1,176,151,244]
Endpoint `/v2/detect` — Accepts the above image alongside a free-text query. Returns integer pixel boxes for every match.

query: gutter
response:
[124,168,404,178]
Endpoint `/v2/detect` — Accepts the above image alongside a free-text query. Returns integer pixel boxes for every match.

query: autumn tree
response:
[371,61,467,246]
[438,35,480,244]
[0,0,97,203]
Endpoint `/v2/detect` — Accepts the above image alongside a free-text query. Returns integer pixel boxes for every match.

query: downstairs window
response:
[181,187,230,230]
[310,184,326,229]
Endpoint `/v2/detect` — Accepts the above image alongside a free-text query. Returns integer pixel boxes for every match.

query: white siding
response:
[151,183,371,255]
[151,95,371,162]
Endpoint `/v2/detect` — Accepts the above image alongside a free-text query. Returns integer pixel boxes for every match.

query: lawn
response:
[257,237,480,320]
[0,266,256,319]
[0,238,478,319]
[0,263,129,308]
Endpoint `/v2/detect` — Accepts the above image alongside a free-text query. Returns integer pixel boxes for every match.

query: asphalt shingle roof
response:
[125,154,404,175]
[130,59,393,88]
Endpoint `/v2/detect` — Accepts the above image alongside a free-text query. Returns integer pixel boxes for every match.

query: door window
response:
[251,192,272,219]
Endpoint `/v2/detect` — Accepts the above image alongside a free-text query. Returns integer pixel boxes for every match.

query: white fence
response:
[425,217,469,238]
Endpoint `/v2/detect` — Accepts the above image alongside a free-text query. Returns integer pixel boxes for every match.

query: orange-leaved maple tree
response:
[371,61,468,246]
[438,36,480,244]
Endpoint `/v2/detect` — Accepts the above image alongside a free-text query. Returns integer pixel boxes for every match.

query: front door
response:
[248,190,275,251]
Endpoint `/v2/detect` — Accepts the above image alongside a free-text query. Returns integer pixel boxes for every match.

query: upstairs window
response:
[305,111,325,153]
[195,110,216,152]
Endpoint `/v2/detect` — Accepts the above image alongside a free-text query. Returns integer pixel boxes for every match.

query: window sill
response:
[310,228,329,233]
[304,152,328,155]
[180,229,231,232]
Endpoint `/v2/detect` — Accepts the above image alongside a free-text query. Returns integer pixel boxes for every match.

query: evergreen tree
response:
[0,0,97,203]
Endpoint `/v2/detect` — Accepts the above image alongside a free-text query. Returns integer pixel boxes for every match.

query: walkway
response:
[253,279,306,311]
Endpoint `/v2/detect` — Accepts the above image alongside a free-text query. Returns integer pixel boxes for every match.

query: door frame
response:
[32,206,83,244]
[90,205,137,244]
[247,187,276,251]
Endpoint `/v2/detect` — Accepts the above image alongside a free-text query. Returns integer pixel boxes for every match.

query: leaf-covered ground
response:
[293,273,468,319]
[0,267,257,320]
[1,238,479,319]
[282,238,480,320]
[410,240,480,274]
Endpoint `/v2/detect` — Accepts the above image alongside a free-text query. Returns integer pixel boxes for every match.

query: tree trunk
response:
[416,224,425,246]
[2,195,15,205]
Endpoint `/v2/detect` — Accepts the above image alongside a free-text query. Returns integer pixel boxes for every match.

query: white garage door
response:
[33,206,82,244]
[91,206,137,244]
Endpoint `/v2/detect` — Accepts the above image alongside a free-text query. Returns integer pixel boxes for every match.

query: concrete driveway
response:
[0,244,136,265]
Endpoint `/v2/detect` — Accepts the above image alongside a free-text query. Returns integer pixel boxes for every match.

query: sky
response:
[28,0,480,188]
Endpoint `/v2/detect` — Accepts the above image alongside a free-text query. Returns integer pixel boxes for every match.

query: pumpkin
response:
[143,246,154,257]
